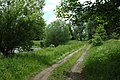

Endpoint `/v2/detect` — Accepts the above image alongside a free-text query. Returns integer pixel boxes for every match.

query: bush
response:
[92,34,104,46]
[88,39,92,44]
[44,20,71,47]
[92,25,107,46]
[0,0,45,56]
[110,32,119,39]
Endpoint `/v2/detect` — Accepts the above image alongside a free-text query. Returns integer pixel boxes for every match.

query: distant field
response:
[0,40,84,80]
[82,40,120,80]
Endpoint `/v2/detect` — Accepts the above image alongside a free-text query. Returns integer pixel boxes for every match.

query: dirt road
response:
[66,45,91,80]
[32,45,86,80]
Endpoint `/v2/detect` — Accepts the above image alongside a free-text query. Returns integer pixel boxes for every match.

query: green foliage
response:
[110,32,119,39]
[72,23,86,41]
[45,20,71,47]
[92,25,107,46]
[55,0,83,24]
[56,0,120,40]
[82,40,120,80]
[0,0,45,56]
[55,0,87,41]
[92,34,104,46]
[86,0,120,37]
[0,40,82,80]
[94,26,107,41]
[87,19,98,40]
[33,41,40,48]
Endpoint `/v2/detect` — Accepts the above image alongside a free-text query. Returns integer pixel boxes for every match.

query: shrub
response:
[110,32,119,39]
[44,20,71,47]
[92,34,104,46]
[92,25,107,46]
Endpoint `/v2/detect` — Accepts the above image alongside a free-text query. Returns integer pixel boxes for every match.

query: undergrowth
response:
[0,40,83,80]
[82,40,120,80]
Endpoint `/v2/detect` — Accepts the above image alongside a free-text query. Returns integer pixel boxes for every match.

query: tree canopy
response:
[0,0,46,56]
[55,0,120,40]
[45,19,71,47]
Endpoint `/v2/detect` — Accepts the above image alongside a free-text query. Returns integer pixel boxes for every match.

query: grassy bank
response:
[0,40,83,80]
[48,43,88,80]
[82,40,120,80]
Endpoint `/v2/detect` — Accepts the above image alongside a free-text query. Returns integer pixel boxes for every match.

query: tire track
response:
[66,45,91,80]
[32,45,86,80]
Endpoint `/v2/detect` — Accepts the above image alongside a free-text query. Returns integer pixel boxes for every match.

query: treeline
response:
[55,0,120,46]
[0,0,120,56]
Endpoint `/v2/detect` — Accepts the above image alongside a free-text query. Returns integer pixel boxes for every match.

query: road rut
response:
[32,45,86,80]
[66,45,91,80]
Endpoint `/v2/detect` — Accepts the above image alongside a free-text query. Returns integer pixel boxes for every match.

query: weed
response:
[0,40,83,80]
[82,40,120,80]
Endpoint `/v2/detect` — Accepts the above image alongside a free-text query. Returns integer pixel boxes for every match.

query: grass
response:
[48,43,88,80]
[0,40,83,80]
[82,40,120,80]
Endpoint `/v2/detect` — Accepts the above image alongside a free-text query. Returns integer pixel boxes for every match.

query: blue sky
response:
[43,0,95,24]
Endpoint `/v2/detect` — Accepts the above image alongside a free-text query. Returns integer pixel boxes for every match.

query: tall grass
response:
[82,40,120,80]
[0,40,83,80]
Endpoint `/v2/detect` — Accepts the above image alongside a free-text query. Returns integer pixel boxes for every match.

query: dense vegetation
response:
[55,0,120,42]
[0,0,45,56]
[82,40,120,80]
[0,40,83,80]
[44,20,71,47]
[0,0,119,80]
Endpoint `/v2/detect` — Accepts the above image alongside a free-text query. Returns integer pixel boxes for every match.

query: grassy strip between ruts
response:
[0,40,84,80]
[48,43,89,80]
[82,40,120,80]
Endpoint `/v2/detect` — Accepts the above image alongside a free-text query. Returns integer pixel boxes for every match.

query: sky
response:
[43,0,61,24]
[43,0,95,24]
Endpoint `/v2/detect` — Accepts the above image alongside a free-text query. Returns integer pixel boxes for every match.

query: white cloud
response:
[43,0,61,12]
[43,0,61,24]
[47,15,57,23]
[43,5,54,12]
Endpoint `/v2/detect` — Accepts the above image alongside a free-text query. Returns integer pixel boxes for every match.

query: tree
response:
[72,22,85,41]
[55,0,83,24]
[87,18,98,40]
[55,0,120,39]
[0,0,45,56]
[55,0,90,41]
[92,25,107,46]
[83,0,120,38]
[45,20,71,47]
[32,17,46,40]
